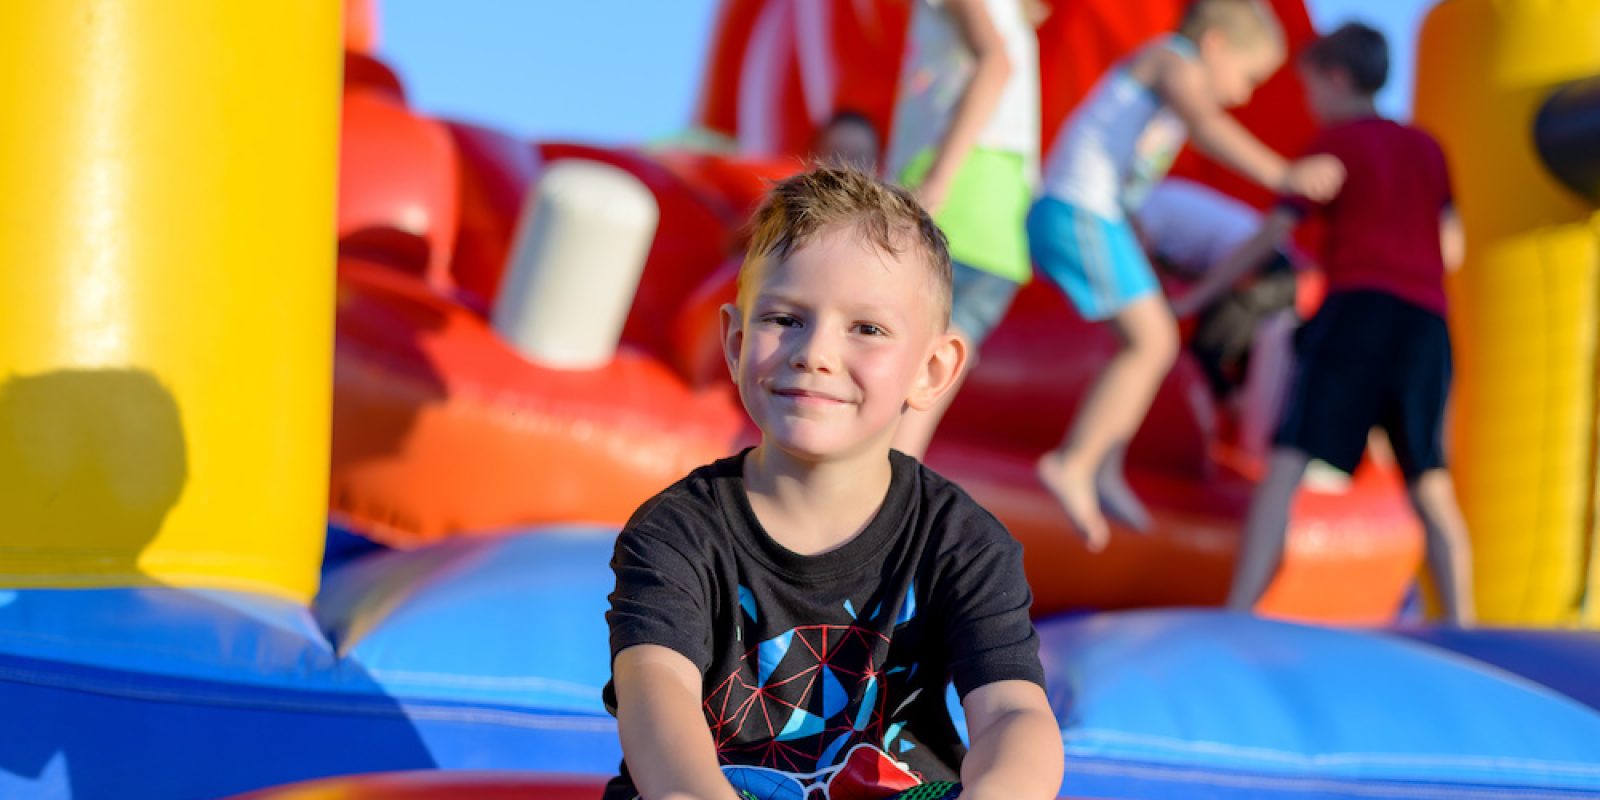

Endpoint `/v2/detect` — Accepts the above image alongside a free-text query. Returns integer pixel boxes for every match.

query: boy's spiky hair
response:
[1302,22,1389,95]
[1180,0,1285,53]
[739,165,953,328]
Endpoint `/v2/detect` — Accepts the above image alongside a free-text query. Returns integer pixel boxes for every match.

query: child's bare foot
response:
[1037,451,1109,551]
[1095,458,1152,533]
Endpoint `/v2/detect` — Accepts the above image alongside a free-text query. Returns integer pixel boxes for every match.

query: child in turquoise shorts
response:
[1029,0,1343,549]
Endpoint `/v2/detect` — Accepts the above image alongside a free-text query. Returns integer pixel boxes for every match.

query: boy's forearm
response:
[960,707,1065,800]
[918,0,1013,205]
[922,54,1009,195]
[1190,230,1277,306]
[615,650,739,800]
[1440,209,1465,272]
[1190,113,1287,193]
[1178,212,1296,316]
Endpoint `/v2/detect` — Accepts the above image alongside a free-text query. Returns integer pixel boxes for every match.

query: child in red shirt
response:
[1171,22,1475,625]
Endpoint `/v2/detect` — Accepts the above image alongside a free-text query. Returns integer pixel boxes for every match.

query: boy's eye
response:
[854,322,887,336]
[762,313,801,328]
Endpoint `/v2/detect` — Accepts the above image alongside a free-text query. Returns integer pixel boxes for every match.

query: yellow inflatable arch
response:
[1415,0,1600,625]
[0,2,341,603]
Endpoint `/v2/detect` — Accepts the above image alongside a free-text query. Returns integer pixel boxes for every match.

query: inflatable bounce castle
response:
[3,0,1600,798]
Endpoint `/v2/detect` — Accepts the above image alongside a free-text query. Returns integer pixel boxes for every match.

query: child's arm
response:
[959,680,1065,800]
[912,0,1015,213]
[613,644,741,800]
[1157,57,1342,201]
[1441,205,1465,272]
[1169,207,1298,318]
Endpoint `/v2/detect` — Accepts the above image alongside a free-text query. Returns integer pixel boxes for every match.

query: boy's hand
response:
[914,177,951,217]
[1282,154,1345,203]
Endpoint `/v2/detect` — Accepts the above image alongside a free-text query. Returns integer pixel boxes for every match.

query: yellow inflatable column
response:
[1414,0,1600,625]
[0,3,341,602]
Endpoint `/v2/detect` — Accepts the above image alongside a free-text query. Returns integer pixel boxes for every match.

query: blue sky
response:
[377,0,1434,146]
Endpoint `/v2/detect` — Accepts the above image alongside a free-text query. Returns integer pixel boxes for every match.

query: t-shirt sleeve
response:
[938,519,1046,698]
[606,518,714,674]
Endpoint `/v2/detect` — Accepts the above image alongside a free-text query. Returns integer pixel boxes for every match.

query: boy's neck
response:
[742,442,895,557]
[1322,95,1380,124]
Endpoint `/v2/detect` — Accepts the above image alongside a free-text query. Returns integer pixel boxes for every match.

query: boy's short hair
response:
[1179,0,1285,54]
[1302,22,1388,95]
[739,165,953,328]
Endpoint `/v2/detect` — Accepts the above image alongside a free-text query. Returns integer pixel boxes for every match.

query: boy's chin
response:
[760,429,894,466]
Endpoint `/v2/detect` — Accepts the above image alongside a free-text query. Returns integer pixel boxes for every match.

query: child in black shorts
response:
[1171,23,1475,624]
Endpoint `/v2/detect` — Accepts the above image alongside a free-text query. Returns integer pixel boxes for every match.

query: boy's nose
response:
[789,329,838,373]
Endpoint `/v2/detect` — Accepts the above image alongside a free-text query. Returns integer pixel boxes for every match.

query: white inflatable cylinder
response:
[493,159,660,369]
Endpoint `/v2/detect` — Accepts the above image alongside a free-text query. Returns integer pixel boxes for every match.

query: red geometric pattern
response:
[705,623,896,772]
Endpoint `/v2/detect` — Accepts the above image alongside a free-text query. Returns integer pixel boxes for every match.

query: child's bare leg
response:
[1227,448,1311,611]
[1095,442,1149,532]
[1238,310,1297,457]
[1408,468,1476,626]
[892,338,973,459]
[1039,294,1178,548]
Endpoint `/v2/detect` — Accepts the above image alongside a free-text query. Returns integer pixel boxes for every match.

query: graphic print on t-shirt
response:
[707,581,925,776]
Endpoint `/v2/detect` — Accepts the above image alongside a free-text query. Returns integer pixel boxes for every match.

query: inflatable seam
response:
[361,668,600,699]
[1064,757,1600,799]
[0,661,614,732]
[1064,729,1600,779]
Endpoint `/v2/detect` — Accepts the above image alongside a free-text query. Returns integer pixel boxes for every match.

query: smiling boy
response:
[603,167,1063,800]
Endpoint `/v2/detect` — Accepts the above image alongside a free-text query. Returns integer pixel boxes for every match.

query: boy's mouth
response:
[772,387,848,405]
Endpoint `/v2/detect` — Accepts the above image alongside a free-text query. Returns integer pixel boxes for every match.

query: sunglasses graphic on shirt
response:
[718,744,960,800]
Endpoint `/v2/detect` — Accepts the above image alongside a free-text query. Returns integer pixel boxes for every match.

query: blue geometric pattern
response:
[757,630,794,687]
[740,585,758,622]
[821,666,848,718]
[895,582,917,626]
[777,708,825,741]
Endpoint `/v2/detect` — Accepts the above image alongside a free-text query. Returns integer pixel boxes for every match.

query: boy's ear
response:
[719,303,744,381]
[1330,66,1357,93]
[906,331,968,412]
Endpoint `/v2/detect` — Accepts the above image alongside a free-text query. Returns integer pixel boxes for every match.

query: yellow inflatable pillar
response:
[0,3,342,602]
[1414,0,1600,625]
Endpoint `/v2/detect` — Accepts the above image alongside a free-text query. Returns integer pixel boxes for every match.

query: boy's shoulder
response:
[897,452,1017,553]
[1313,117,1444,156]
[622,452,744,545]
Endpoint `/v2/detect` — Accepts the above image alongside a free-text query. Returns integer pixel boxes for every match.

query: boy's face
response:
[1297,62,1347,123]
[818,122,879,172]
[1200,33,1283,109]
[721,226,958,463]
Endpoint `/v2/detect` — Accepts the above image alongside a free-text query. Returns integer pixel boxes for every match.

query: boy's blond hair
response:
[1179,0,1284,54]
[738,165,954,329]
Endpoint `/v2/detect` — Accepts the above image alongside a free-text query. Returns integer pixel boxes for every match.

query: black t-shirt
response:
[602,449,1043,799]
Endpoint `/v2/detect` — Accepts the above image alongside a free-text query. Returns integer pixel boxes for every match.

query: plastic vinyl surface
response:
[4,531,1600,799]
[0,1,340,603]
[0,529,625,800]
[328,258,748,544]
[1413,0,1600,625]
[1045,610,1600,799]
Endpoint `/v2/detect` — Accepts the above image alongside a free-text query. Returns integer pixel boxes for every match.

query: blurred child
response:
[604,167,1062,800]
[1170,23,1474,624]
[885,0,1042,458]
[1030,0,1344,549]
[814,109,882,172]
[1136,177,1300,457]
